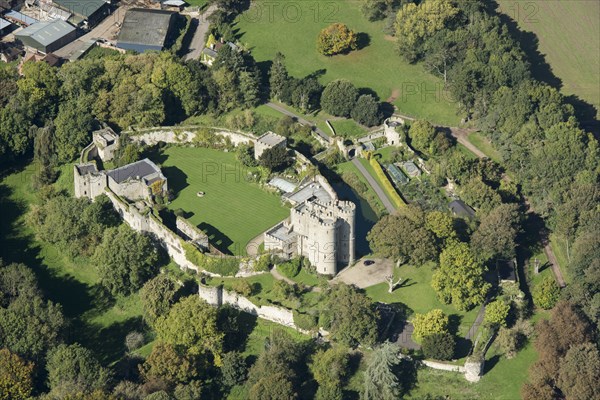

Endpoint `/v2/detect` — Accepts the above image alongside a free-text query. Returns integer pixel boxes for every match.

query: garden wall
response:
[198,283,298,330]
[126,126,256,147]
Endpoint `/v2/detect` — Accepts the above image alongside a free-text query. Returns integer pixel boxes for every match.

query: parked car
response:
[363,260,375,266]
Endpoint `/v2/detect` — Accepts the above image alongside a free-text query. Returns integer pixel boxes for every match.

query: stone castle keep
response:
[74,127,168,202]
[265,176,356,276]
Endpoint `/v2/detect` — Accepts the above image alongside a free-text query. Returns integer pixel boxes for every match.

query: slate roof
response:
[106,159,162,184]
[449,199,475,218]
[53,0,106,18]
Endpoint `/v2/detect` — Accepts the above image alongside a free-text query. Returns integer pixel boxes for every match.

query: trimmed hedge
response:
[369,157,406,208]
[183,242,239,276]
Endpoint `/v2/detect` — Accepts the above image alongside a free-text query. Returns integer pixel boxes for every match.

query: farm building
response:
[116,8,176,53]
[201,33,239,66]
[52,0,109,28]
[15,19,76,53]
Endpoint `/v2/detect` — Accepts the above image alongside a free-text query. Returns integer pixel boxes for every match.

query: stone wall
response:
[127,126,256,147]
[176,217,209,251]
[198,283,298,330]
[421,360,465,373]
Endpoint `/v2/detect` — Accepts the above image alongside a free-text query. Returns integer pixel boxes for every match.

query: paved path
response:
[452,130,567,288]
[266,102,331,144]
[183,4,218,61]
[245,232,264,257]
[465,302,487,341]
[351,158,396,214]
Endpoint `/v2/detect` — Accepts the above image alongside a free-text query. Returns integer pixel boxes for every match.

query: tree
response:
[431,241,490,311]
[0,263,40,306]
[248,372,296,400]
[471,204,522,261]
[557,343,600,400]
[532,276,560,310]
[317,23,358,56]
[458,177,502,215]
[220,351,247,388]
[155,296,224,360]
[310,346,349,399]
[46,343,111,396]
[351,94,382,126]
[408,120,437,155]
[53,97,94,162]
[258,146,291,172]
[412,309,448,342]
[367,210,438,265]
[425,211,456,241]
[320,80,358,117]
[291,77,322,113]
[483,300,510,327]
[93,224,159,296]
[125,331,145,353]
[0,348,34,400]
[325,284,378,347]
[363,342,402,400]
[269,52,289,102]
[421,333,455,360]
[361,0,395,21]
[0,295,65,360]
[140,275,178,326]
[139,343,201,387]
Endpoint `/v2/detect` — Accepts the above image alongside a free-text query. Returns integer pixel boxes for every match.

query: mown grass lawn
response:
[364,264,480,338]
[159,147,289,255]
[468,132,503,164]
[0,163,146,365]
[236,0,460,125]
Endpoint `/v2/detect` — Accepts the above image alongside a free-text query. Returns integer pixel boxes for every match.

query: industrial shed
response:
[52,0,109,28]
[116,8,176,53]
[15,19,76,53]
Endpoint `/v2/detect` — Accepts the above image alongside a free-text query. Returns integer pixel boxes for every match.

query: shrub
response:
[232,280,252,297]
[221,351,247,387]
[484,299,511,327]
[422,333,455,360]
[321,80,358,117]
[254,254,272,272]
[278,258,301,278]
[533,276,561,310]
[317,23,358,55]
[293,311,318,331]
[351,94,382,126]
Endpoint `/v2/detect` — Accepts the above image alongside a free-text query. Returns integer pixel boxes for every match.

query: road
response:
[449,130,567,288]
[351,158,396,214]
[266,102,331,144]
[183,4,218,61]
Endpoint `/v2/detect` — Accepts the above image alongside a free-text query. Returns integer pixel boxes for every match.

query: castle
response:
[264,176,356,276]
[74,127,168,202]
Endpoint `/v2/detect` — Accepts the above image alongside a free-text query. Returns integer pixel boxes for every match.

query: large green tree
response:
[320,80,358,118]
[411,309,449,342]
[93,224,159,296]
[351,94,382,127]
[317,23,358,56]
[557,343,600,400]
[0,348,34,400]
[363,342,403,400]
[471,203,522,261]
[140,274,178,326]
[431,241,490,311]
[310,346,349,400]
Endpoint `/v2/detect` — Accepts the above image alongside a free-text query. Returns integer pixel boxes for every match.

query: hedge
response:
[183,242,240,276]
[369,157,406,208]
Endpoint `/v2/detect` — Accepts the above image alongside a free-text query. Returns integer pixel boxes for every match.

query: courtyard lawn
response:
[160,147,289,255]
[364,264,480,338]
[236,0,460,126]
[0,164,146,365]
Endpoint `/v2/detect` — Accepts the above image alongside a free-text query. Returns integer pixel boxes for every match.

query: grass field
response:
[159,147,289,255]
[236,0,460,125]
[468,132,503,164]
[364,264,480,338]
[496,0,600,117]
[0,163,146,365]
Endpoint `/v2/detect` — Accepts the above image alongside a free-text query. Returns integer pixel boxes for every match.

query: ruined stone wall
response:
[198,284,298,329]
[108,176,149,202]
[127,126,256,147]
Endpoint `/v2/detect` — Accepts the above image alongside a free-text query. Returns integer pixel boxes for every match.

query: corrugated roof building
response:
[116,8,176,53]
[15,19,77,53]
[52,0,109,27]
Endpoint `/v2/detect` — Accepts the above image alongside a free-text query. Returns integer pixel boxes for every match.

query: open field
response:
[468,132,502,164]
[0,163,146,365]
[236,0,460,125]
[159,147,289,255]
[496,0,600,118]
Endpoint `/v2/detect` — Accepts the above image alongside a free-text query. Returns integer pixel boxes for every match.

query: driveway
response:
[331,257,393,289]
[351,158,396,214]
[183,4,218,61]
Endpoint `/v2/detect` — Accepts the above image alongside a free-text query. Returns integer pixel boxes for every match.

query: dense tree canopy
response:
[363,342,403,400]
[351,94,382,127]
[471,203,522,261]
[321,80,359,118]
[0,348,34,400]
[140,274,179,326]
